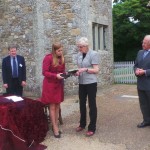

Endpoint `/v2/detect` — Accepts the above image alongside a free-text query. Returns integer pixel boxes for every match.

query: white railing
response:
[114,61,137,84]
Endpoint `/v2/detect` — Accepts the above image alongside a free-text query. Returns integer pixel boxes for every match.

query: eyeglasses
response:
[77,45,86,48]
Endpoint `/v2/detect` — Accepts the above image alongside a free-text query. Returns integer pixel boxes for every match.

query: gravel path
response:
[42,84,150,150]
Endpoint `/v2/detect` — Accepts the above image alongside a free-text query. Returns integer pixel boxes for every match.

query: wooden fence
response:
[114,61,137,84]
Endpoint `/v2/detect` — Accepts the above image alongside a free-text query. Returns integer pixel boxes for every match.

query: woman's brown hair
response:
[52,42,64,67]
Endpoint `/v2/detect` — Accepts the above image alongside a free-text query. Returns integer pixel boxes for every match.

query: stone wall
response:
[0,0,113,97]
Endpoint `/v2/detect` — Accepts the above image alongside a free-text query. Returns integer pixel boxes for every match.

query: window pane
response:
[92,23,95,50]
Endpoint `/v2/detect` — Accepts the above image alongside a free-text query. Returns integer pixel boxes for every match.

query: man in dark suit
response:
[134,35,150,128]
[2,44,26,96]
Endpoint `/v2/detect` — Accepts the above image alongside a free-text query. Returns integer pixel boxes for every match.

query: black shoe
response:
[52,126,62,135]
[137,121,150,128]
[54,133,61,138]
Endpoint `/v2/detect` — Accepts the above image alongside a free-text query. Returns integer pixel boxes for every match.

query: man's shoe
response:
[137,121,150,128]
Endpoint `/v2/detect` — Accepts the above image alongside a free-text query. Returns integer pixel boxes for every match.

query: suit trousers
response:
[79,83,97,132]
[138,89,150,123]
[6,78,23,96]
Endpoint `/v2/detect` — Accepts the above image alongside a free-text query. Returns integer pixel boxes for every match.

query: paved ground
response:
[42,84,150,150]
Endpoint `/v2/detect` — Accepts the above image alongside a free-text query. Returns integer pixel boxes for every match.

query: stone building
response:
[0,0,113,97]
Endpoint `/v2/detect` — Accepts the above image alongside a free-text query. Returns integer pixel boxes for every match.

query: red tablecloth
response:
[0,96,48,150]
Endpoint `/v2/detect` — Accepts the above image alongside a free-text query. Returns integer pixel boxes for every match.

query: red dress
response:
[41,54,65,104]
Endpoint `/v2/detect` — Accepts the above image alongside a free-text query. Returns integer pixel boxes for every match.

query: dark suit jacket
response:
[2,55,26,87]
[134,50,150,90]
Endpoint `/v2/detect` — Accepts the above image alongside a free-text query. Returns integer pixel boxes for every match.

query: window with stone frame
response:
[92,23,107,51]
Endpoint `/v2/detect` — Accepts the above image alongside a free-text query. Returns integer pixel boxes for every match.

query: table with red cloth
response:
[0,96,48,150]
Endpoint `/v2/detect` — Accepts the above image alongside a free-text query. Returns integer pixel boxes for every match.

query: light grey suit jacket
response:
[134,50,150,90]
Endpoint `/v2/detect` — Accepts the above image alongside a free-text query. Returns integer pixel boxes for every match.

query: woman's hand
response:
[78,68,87,73]
[75,71,80,76]
[57,73,64,79]
[77,65,99,75]
[75,68,87,76]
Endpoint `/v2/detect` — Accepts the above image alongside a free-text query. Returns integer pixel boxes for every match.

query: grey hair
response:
[76,37,89,46]
[144,35,150,45]
[144,35,150,39]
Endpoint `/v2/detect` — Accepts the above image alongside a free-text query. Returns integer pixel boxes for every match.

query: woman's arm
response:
[42,55,57,79]
[78,64,99,74]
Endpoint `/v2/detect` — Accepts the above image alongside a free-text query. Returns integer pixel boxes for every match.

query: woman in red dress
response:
[41,43,65,138]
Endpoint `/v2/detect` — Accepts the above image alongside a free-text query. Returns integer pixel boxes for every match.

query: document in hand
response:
[60,73,70,79]
[60,69,78,79]
[68,69,78,74]
[5,96,24,102]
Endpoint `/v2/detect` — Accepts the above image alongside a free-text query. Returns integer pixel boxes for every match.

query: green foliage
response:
[113,0,150,61]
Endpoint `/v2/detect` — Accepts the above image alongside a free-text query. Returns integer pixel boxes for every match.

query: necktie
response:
[13,57,18,78]
[143,51,149,59]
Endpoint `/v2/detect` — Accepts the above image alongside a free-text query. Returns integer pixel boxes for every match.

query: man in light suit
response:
[2,44,26,96]
[134,35,150,128]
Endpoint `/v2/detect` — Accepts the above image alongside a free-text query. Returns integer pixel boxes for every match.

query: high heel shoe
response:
[54,132,61,138]
[52,126,62,134]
